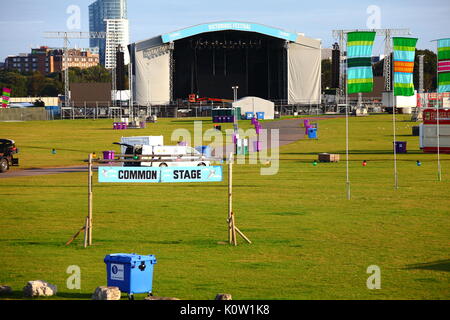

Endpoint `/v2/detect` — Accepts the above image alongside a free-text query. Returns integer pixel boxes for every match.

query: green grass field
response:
[0,115,449,300]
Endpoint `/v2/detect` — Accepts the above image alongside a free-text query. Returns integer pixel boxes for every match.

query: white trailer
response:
[139,145,210,167]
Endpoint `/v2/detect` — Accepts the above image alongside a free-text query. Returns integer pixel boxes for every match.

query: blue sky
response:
[1,0,449,60]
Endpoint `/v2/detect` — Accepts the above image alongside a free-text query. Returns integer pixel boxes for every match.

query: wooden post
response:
[88,153,93,246]
[228,153,233,244]
[226,152,251,246]
[83,216,89,248]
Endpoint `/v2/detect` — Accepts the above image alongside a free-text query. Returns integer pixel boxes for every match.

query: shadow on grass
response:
[284,149,424,155]
[269,211,307,216]
[54,292,94,299]
[171,120,210,124]
[0,290,92,300]
[404,259,450,272]
[20,145,88,153]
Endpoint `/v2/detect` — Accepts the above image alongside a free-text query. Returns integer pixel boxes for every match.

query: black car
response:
[0,139,19,172]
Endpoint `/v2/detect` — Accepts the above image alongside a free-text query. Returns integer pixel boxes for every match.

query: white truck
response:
[117,136,210,167]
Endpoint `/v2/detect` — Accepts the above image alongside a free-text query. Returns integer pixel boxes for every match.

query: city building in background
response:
[4,46,99,75]
[89,0,129,68]
[104,18,130,69]
[53,49,100,71]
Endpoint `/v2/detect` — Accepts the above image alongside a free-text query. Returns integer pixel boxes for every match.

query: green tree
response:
[0,70,28,96]
[27,72,46,96]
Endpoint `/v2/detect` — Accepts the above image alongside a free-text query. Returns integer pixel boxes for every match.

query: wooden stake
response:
[234,225,252,244]
[231,212,237,246]
[65,225,86,246]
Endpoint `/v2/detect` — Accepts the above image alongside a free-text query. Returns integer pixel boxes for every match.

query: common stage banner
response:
[437,38,450,93]
[346,31,376,94]
[98,166,223,183]
[393,37,418,96]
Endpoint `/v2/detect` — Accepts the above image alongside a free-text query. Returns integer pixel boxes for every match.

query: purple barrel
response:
[394,141,407,154]
[103,150,115,160]
[304,119,310,127]
[251,118,257,125]
[113,122,118,130]
[305,125,311,134]
[213,116,219,123]
[122,122,128,130]
[255,125,261,134]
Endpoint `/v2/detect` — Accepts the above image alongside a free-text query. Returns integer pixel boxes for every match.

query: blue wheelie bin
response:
[104,253,157,298]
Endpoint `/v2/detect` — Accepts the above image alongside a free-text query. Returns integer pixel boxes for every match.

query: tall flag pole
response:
[392,37,418,189]
[346,31,376,199]
[435,38,450,181]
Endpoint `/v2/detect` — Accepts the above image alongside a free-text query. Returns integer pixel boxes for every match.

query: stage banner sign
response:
[437,38,450,93]
[393,37,418,96]
[346,31,376,94]
[98,166,223,183]
[162,22,298,43]
[2,88,11,108]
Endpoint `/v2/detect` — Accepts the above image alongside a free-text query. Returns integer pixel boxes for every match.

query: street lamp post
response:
[232,86,239,102]
[231,85,239,131]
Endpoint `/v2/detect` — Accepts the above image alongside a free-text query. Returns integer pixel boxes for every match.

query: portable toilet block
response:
[236,139,249,155]
[256,112,265,120]
[245,112,254,120]
[104,253,157,296]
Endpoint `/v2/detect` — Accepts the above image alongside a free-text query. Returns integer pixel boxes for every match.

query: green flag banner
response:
[393,37,418,96]
[437,38,450,93]
[346,31,376,94]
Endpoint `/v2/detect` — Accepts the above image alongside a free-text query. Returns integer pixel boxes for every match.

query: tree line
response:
[0,65,129,97]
